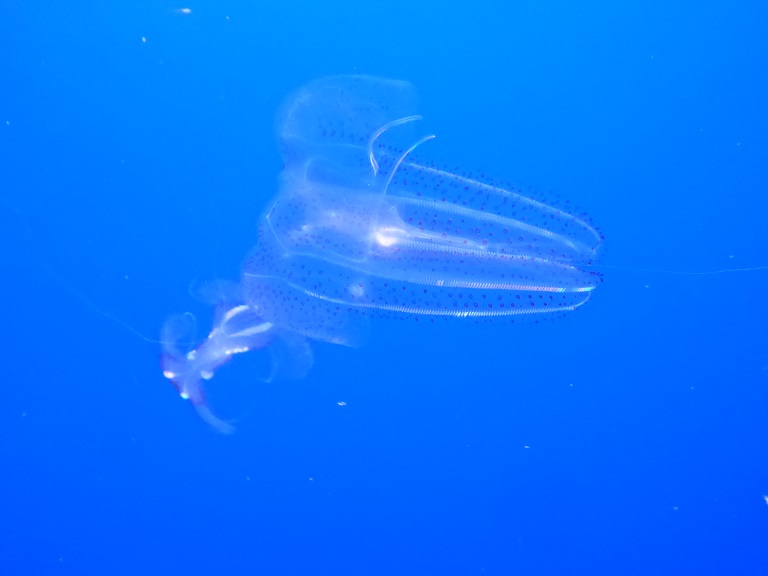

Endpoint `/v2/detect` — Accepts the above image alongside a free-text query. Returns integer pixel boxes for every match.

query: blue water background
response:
[2,2,767,574]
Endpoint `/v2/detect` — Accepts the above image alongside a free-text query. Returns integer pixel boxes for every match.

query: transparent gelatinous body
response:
[243,75,603,346]
[162,75,603,430]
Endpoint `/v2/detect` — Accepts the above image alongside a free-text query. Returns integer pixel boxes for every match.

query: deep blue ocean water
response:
[2,2,767,574]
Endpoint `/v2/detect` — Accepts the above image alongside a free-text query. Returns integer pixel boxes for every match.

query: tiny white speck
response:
[337,401,347,407]
[141,37,146,43]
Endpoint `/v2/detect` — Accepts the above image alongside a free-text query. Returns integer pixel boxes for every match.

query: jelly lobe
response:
[243,156,601,347]
[242,76,601,346]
